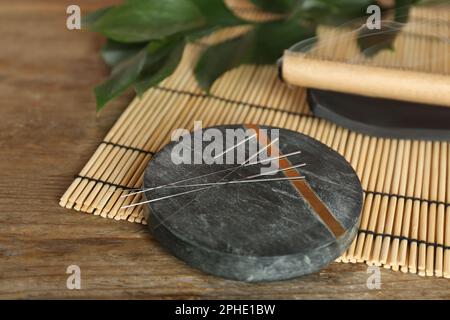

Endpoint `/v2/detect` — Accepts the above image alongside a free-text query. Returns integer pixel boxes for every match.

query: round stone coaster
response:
[142,125,363,282]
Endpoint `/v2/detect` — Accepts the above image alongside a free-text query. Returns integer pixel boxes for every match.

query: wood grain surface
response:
[0,0,449,299]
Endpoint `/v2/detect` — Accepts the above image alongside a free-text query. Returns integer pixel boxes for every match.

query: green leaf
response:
[135,41,185,95]
[417,0,448,3]
[195,20,316,90]
[194,35,254,91]
[101,40,147,67]
[394,0,414,23]
[95,48,147,111]
[357,0,413,56]
[357,23,399,57]
[251,0,299,13]
[185,0,245,42]
[95,37,186,110]
[92,0,205,43]
[81,7,112,29]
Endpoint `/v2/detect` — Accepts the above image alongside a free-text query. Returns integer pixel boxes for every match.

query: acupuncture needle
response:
[243,162,306,179]
[121,140,299,198]
[120,176,306,209]
[121,138,281,209]
[119,134,259,196]
[121,149,301,197]
[117,134,257,194]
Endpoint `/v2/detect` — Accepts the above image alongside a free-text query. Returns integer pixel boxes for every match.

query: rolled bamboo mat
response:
[282,4,450,106]
[60,1,450,278]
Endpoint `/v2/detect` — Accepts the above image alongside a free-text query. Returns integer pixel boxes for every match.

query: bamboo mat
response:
[60,1,450,278]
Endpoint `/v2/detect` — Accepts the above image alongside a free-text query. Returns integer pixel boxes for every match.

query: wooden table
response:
[1,0,449,299]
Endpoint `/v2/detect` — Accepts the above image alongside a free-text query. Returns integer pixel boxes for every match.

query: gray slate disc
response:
[142,125,363,282]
